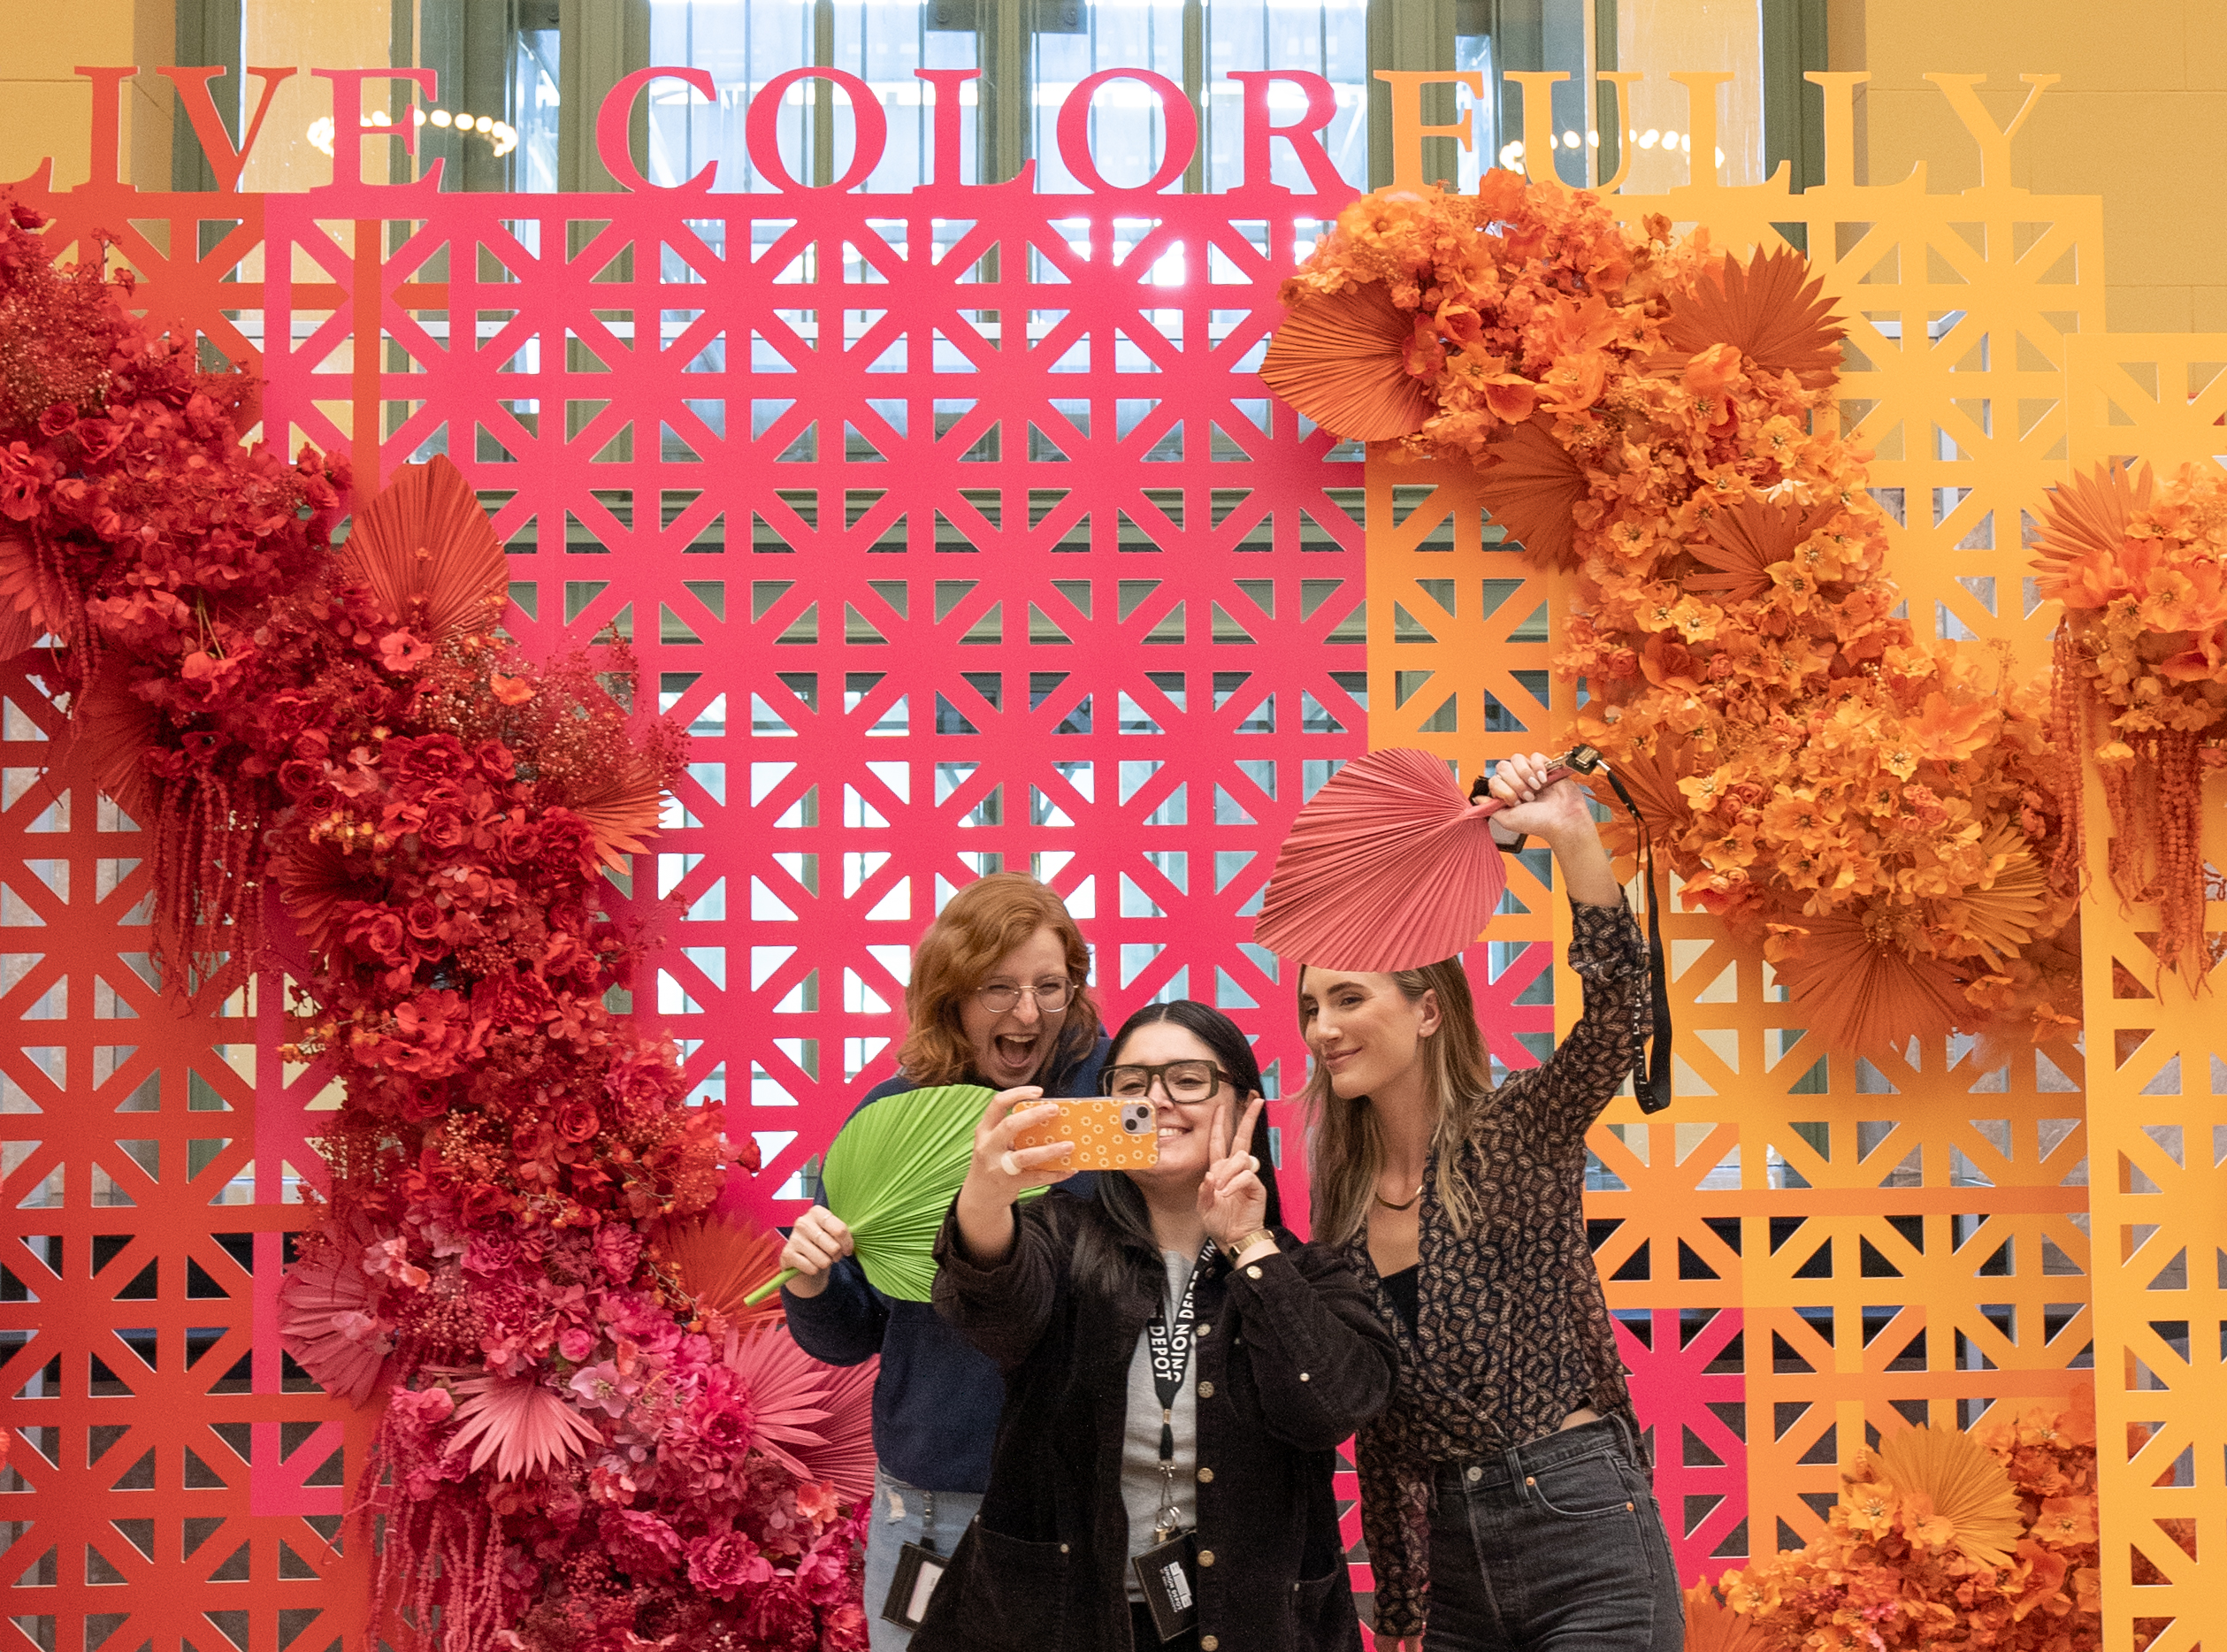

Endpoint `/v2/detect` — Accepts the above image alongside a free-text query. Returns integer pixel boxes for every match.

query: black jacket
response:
[918,1195,1396,1652]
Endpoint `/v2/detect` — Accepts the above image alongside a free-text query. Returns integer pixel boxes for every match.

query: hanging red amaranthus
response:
[0,198,869,1652]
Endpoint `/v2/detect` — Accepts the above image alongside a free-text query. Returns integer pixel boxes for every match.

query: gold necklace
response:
[1374,1175,1425,1212]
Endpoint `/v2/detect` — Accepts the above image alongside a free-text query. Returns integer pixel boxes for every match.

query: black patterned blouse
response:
[1344,900,1652,1642]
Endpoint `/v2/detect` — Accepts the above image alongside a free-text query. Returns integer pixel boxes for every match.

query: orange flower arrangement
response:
[1263,176,2077,1053]
[1695,1388,2100,1652]
[2033,461,2227,987]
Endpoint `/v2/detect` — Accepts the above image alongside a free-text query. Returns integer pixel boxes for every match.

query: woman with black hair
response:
[918,1000,1395,1652]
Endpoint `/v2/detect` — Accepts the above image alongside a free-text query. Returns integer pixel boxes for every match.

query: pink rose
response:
[556,1326,594,1363]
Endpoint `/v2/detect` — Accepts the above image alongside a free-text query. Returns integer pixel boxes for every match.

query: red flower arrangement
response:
[1262,177,2078,1055]
[0,198,869,1651]
[1691,1387,2101,1652]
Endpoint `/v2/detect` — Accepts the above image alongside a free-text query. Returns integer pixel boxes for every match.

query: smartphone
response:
[1008,1098,1159,1172]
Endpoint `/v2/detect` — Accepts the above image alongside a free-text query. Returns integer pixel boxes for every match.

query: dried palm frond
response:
[1870,1421,2024,1567]
[1474,415,1589,569]
[1687,495,1836,603]
[555,750,663,872]
[1655,245,1846,387]
[1932,822,2052,967]
[339,455,509,644]
[2030,461,2151,600]
[1772,904,1970,1055]
[721,1324,836,1482]
[275,1224,394,1406]
[654,1214,785,1332]
[272,837,359,959]
[1682,1584,1772,1652]
[448,1371,604,1481]
[794,1357,878,1503]
[58,654,159,827]
[1260,281,1435,442]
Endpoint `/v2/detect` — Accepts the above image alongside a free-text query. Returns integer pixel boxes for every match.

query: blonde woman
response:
[1295,752,1680,1651]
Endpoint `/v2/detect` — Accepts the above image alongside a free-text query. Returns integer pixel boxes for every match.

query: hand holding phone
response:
[1008,1097,1160,1172]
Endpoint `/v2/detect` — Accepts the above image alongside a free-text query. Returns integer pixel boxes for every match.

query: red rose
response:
[553,1098,601,1144]
[277,760,318,799]
[37,403,77,438]
[293,729,331,761]
[403,899,446,942]
[347,909,409,965]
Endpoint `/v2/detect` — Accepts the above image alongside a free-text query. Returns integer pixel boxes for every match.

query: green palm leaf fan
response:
[747,1083,1041,1304]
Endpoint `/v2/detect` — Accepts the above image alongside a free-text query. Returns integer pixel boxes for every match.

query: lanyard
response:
[1142,1243,1214,1538]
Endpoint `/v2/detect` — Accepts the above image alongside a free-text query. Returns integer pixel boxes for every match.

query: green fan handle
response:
[740,1267,797,1307]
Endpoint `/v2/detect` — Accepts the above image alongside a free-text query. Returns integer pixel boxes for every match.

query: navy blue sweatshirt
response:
[780,1033,1110,1493]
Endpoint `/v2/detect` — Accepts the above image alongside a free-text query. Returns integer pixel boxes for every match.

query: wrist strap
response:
[1223,1228,1274,1258]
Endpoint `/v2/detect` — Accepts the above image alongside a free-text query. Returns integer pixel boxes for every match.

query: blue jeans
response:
[864,1467,984,1652]
[1424,1416,1683,1652]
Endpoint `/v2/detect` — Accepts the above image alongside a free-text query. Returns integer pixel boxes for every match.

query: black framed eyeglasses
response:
[1098,1060,1235,1103]
[974,977,1076,1014]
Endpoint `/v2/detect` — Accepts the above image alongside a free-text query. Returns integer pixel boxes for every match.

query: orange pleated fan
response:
[1869,1422,2024,1567]
[1933,821,2051,967]
[654,1214,786,1332]
[1474,415,1590,569]
[1681,1585,1771,1652]
[1254,746,1519,971]
[1259,281,1436,442]
[1687,495,1835,602]
[1771,905,1970,1055]
[340,454,509,643]
[557,750,664,872]
[2030,460,2151,601]
[1654,245,1847,388]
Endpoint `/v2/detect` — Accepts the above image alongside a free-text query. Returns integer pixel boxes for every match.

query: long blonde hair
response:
[1300,959,1495,1250]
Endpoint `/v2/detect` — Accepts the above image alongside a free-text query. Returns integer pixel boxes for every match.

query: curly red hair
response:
[895,873,1099,1088]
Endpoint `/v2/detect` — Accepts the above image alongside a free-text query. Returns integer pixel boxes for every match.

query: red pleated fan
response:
[1253,746,1519,972]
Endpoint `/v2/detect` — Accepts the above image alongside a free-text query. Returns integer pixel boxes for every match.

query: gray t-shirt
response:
[1121,1248,1200,1595]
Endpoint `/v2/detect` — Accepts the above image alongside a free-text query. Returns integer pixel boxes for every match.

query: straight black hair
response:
[1070,999,1284,1308]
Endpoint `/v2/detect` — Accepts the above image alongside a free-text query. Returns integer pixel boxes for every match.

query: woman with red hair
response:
[779,872,1109,1649]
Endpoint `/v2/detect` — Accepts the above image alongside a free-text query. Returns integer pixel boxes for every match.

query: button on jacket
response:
[916,1197,1397,1652]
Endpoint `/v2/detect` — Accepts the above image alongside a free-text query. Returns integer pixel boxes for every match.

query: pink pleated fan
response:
[1254,746,1545,972]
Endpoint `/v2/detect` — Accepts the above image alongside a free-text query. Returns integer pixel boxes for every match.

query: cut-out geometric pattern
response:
[4,104,2222,1652]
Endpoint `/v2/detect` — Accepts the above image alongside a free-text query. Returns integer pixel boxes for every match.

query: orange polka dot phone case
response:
[1009,1098,1160,1171]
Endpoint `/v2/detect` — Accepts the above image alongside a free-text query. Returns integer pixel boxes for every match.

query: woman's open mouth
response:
[991,1033,1038,1069]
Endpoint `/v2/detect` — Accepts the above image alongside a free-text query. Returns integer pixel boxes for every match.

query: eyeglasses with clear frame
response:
[973,978,1077,1015]
[1098,1060,1236,1103]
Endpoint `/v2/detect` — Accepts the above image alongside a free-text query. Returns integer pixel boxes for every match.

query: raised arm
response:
[930,1086,1078,1370]
[1478,751,1651,1148]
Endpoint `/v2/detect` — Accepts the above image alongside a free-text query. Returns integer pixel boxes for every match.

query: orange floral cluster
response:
[1268,177,2077,1054]
[1690,1390,2100,1652]
[2034,462,2227,987]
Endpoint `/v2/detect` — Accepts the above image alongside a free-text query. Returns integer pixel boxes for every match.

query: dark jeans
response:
[1424,1416,1683,1652]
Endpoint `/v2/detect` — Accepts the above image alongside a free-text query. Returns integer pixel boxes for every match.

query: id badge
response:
[879,1541,946,1630]
[1130,1529,1198,1642]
